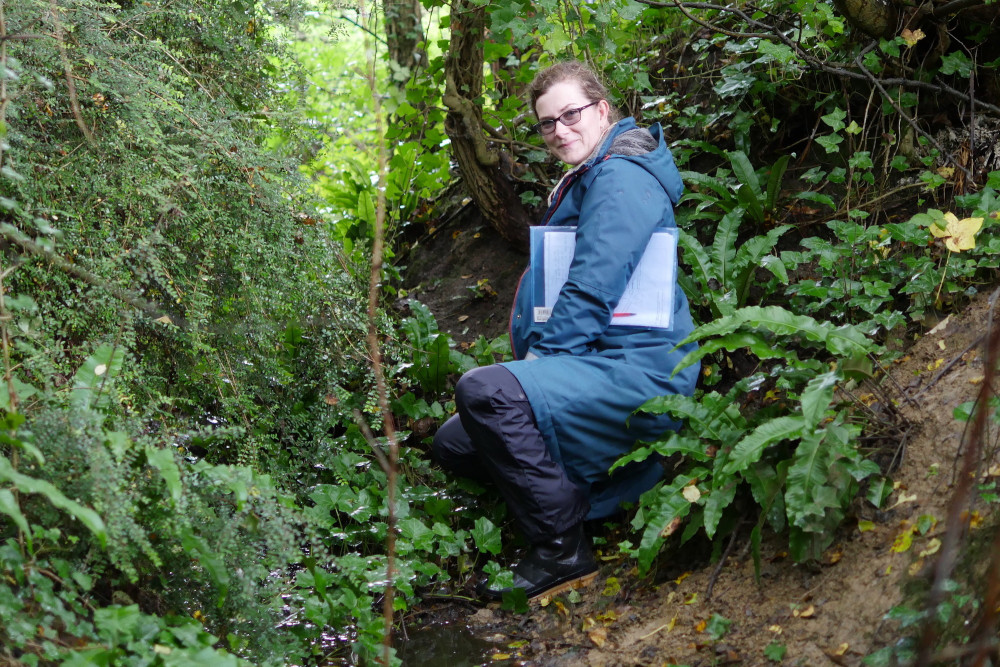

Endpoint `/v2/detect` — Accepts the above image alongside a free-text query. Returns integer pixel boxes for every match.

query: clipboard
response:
[530,225,678,330]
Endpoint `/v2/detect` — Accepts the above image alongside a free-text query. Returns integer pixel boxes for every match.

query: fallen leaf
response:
[793,604,815,618]
[908,559,925,576]
[918,538,942,558]
[491,653,511,661]
[602,577,620,597]
[937,340,946,351]
[582,616,597,631]
[888,491,918,510]
[458,315,469,322]
[769,624,783,635]
[892,523,916,553]
[587,626,607,647]
[826,547,843,565]
[674,572,691,585]
[928,315,952,335]
[684,592,698,605]
[461,274,473,279]
[682,485,702,502]
[695,619,707,633]
[902,27,925,46]
[858,520,875,532]
[155,315,173,325]
[597,610,618,624]
[930,212,983,252]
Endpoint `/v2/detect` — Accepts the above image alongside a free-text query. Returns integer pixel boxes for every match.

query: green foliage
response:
[677,151,793,322]
[620,307,878,572]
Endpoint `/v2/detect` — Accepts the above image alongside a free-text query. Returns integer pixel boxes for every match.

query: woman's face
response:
[534,80,610,166]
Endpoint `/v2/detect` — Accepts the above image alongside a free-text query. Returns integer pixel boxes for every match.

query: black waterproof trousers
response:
[432,365,589,543]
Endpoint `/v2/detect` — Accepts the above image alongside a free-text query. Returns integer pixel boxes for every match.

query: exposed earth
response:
[398,206,1000,667]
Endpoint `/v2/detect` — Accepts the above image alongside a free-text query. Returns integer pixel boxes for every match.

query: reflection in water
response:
[395,623,500,667]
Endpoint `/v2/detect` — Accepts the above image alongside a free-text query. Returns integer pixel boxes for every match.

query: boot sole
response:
[528,570,598,602]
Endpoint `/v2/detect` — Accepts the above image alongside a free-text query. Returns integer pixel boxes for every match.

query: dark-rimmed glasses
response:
[532,101,599,135]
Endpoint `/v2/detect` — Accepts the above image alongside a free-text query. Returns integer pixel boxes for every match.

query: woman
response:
[433,61,699,601]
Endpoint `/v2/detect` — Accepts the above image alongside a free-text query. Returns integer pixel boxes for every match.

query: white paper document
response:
[530,226,677,329]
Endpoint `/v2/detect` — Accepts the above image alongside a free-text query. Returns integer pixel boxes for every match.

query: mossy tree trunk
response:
[442,0,532,250]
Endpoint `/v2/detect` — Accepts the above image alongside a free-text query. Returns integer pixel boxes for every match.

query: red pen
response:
[613,313,636,317]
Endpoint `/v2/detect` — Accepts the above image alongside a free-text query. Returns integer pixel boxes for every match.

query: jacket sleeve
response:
[528,159,672,358]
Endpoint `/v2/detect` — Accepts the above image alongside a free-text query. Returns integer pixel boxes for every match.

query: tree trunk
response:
[442,0,532,250]
[832,0,899,38]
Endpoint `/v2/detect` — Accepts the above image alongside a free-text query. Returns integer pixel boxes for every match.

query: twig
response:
[49,0,94,144]
[354,1,400,663]
[0,223,177,325]
[705,517,742,600]
[909,334,985,401]
[638,622,674,641]
[633,0,1000,117]
[854,55,973,181]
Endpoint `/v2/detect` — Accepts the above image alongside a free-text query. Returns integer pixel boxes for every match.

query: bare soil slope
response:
[402,216,999,667]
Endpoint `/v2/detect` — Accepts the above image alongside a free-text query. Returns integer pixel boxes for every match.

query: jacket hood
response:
[585,118,684,205]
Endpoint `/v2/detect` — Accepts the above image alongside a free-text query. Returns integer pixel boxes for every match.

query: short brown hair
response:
[527,61,621,122]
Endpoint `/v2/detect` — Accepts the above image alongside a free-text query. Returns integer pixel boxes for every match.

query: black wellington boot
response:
[480,523,598,601]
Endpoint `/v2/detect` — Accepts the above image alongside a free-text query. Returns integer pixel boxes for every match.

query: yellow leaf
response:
[597,610,618,624]
[588,626,607,647]
[684,592,698,605]
[793,604,815,618]
[695,619,707,632]
[908,559,924,576]
[155,315,173,325]
[930,212,983,252]
[682,485,701,502]
[858,520,875,532]
[889,491,918,509]
[919,538,941,558]
[769,624,783,634]
[902,27,925,46]
[491,653,511,661]
[937,340,946,351]
[892,523,916,553]
[674,572,691,585]
[602,577,620,597]
[667,615,677,631]
[582,616,597,631]
[458,315,469,322]
[835,643,850,656]
[554,601,569,616]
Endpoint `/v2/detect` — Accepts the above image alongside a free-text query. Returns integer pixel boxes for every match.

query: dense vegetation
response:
[1,0,998,665]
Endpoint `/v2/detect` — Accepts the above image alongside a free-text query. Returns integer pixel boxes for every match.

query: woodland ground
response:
[399,207,999,667]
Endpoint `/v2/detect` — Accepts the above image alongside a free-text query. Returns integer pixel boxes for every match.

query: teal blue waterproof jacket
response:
[502,117,699,520]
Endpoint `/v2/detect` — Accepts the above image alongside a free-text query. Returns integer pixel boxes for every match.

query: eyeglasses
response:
[532,101,599,135]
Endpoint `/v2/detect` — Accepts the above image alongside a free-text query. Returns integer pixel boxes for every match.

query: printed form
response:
[531,226,677,330]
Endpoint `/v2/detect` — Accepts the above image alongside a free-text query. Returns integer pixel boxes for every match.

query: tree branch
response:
[634,0,1000,116]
